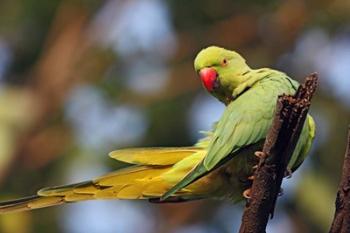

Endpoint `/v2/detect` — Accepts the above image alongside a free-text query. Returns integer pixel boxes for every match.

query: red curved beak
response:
[199,67,218,92]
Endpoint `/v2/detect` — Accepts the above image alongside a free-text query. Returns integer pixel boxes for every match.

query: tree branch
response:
[329,127,350,233]
[238,73,319,233]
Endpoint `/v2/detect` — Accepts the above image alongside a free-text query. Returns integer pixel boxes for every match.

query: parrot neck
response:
[231,68,278,99]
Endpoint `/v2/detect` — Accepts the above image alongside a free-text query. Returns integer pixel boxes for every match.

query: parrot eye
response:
[221,59,228,67]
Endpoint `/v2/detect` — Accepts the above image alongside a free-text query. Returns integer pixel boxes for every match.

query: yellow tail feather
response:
[0,147,208,213]
[109,147,203,165]
[0,196,64,213]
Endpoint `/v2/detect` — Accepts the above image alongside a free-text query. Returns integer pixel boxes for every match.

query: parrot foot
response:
[254,151,266,159]
[243,188,252,199]
[284,168,292,179]
[248,175,255,180]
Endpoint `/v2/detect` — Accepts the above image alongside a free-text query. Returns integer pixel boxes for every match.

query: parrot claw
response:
[243,188,252,199]
[248,175,255,180]
[254,151,266,159]
[284,168,292,179]
[251,165,259,174]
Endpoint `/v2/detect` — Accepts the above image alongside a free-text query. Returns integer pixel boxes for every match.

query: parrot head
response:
[194,46,251,104]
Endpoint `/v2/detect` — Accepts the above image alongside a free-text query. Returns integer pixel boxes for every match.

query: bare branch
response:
[238,74,318,233]
[329,127,350,233]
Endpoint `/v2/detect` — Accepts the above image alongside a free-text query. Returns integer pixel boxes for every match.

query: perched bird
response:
[0,46,315,213]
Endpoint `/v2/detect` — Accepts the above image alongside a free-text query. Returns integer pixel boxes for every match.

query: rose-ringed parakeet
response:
[0,46,315,213]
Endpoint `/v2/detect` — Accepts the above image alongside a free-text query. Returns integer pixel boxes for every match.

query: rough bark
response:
[329,127,350,233]
[238,74,318,233]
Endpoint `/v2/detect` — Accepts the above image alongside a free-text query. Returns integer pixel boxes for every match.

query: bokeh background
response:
[0,0,349,232]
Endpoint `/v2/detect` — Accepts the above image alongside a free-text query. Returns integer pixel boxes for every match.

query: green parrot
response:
[0,46,315,213]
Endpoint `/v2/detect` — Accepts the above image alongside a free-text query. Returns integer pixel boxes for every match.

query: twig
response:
[329,127,350,233]
[238,73,318,233]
